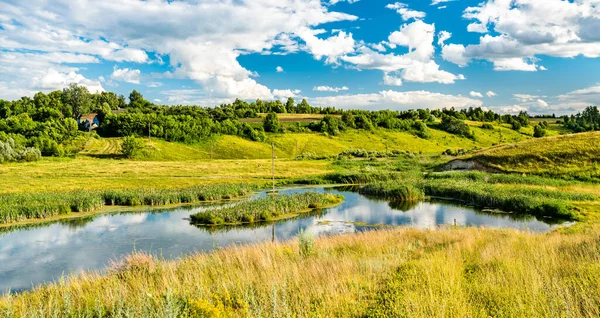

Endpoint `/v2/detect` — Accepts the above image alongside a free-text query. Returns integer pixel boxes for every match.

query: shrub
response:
[481,123,494,130]
[263,112,282,133]
[0,138,41,163]
[121,135,144,158]
[298,229,316,257]
[439,115,475,139]
[533,124,547,138]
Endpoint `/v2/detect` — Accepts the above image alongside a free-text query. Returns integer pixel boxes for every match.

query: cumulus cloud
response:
[110,67,141,84]
[470,91,483,98]
[273,89,302,98]
[0,0,357,101]
[313,85,349,92]
[276,66,284,73]
[311,90,482,110]
[341,20,464,85]
[486,91,497,97]
[441,0,600,71]
[431,0,454,5]
[386,3,426,21]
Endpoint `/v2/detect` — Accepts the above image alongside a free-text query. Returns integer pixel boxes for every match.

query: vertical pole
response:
[272,142,275,191]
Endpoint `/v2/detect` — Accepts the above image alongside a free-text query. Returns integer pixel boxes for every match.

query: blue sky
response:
[1,0,599,114]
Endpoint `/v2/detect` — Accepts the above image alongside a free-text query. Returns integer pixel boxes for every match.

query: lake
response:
[0,186,568,293]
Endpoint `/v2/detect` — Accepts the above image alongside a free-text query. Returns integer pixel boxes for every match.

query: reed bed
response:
[421,179,580,219]
[359,182,425,201]
[0,184,256,224]
[190,192,343,225]
[2,226,599,317]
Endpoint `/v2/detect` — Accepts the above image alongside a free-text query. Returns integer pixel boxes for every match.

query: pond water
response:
[0,186,567,293]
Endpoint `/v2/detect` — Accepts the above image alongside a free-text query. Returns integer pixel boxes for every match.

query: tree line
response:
[0,85,546,161]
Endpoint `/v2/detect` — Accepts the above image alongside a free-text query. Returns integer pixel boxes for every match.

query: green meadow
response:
[3,113,600,316]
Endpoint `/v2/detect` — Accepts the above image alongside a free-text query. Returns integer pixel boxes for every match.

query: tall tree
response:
[285,97,295,114]
[62,84,92,119]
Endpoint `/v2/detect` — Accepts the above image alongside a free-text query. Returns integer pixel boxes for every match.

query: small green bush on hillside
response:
[121,135,144,158]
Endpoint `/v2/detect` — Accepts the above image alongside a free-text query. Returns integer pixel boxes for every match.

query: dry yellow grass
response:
[0,158,332,194]
[2,226,599,317]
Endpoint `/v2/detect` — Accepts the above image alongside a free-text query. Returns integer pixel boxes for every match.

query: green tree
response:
[533,124,546,138]
[286,97,295,114]
[263,112,282,133]
[121,135,144,159]
[62,84,92,119]
[511,120,522,131]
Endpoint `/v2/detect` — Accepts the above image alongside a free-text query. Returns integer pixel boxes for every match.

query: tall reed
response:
[190,192,343,225]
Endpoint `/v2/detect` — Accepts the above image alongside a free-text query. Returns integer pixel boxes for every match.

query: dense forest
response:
[0,84,585,162]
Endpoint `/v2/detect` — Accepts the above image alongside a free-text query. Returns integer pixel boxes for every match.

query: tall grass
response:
[0,184,256,224]
[359,182,425,201]
[190,192,343,225]
[421,179,585,219]
[2,226,599,317]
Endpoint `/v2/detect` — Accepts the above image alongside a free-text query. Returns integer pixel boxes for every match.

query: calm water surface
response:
[0,187,567,293]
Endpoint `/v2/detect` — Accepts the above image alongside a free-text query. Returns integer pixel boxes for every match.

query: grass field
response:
[460,131,600,178]
[78,124,531,162]
[3,226,599,317]
[3,126,600,316]
[0,158,331,194]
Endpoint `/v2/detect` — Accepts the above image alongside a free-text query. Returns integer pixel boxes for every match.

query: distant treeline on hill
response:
[0,84,591,162]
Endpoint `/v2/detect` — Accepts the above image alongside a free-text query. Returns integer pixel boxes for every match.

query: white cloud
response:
[556,85,600,110]
[536,99,549,108]
[147,82,164,88]
[486,91,497,97]
[493,58,539,72]
[386,3,426,21]
[276,66,284,73]
[341,20,463,85]
[437,31,452,47]
[296,28,356,64]
[513,94,544,103]
[311,90,483,110]
[467,23,488,33]
[431,0,454,5]
[0,0,358,100]
[313,85,349,92]
[442,0,600,71]
[110,66,141,84]
[0,51,103,99]
[470,91,483,98]
[273,89,302,98]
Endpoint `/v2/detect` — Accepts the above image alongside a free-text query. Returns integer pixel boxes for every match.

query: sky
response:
[1,0,599,115]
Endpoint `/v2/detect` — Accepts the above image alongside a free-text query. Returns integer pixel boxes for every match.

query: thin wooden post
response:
[272,142,275,191]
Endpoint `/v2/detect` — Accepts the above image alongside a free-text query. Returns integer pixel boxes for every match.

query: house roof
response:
[80,113,98,122]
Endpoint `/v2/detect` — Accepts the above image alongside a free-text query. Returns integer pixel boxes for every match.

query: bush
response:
[298,229,316,257]
[481,123,494,130]
[533,124,547,138]
[121,135,144,159]
[439,115,475,139]
[511,120,522,131]
[263,112,282,133]
[0,138,41,163]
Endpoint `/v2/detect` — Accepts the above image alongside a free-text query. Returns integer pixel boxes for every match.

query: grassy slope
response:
[3,226,599,317]
[460,131,600,176]
[81,124,531,161]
